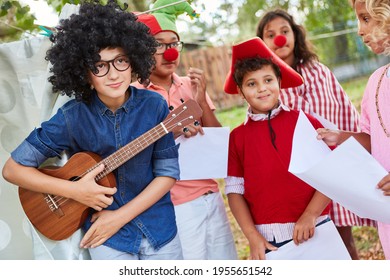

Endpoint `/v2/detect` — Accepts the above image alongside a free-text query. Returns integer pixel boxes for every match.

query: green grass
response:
[340,75,370,111]
[216,105,246,130]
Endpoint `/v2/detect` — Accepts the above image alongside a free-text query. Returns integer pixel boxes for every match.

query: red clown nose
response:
[274,35,287,47]
[163,48,179,61]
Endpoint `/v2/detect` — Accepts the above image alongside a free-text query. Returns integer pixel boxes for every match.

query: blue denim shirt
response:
[11,86,180,254]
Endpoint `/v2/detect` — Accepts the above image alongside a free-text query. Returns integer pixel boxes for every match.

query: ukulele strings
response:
[46,106,196,211]
[98,106,195,177]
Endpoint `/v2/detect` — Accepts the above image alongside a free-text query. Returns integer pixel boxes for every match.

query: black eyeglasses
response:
[156,41,184,54]
[91,55,130,77]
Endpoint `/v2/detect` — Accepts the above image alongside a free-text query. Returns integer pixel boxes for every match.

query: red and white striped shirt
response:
[281,61,359,131]
[280,61,375,227]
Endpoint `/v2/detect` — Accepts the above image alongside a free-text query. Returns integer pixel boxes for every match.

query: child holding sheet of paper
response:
[223,37,333,260]
[317,0,390,259]
[131,0,237,260]
[256,8,375,260]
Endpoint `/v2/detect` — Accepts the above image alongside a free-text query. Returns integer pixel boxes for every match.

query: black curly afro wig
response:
[46,0,157,103]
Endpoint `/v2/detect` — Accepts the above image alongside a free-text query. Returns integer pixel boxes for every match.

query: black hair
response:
[233,56,281,89]
[46,0,157,102]
[256,9,318,70]
[234,56,281,150]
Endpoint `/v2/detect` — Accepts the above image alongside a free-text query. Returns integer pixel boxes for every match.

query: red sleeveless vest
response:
[227,110,330,224]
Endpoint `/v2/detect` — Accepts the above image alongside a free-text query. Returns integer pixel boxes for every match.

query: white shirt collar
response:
[244,101,290,124]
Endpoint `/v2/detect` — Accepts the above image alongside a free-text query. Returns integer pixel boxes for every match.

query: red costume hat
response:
[224,37,304,94]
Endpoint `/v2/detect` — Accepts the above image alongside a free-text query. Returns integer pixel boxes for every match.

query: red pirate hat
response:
[224,37,303,94]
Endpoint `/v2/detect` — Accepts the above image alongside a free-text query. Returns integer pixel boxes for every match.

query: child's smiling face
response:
[238,65,280,115]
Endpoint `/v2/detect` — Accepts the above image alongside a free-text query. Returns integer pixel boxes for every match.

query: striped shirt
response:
[281,61,359,131]
[280,61,375,227]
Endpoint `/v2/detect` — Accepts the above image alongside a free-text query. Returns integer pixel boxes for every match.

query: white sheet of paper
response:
[175,127,230,180]
[312,112,338,130]
[289,112,332,174]
[289,111,390,223]
[266,220,351,260]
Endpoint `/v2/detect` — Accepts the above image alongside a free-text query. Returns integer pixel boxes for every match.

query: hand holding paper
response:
[266,220,351,260]
[288,111,390,223]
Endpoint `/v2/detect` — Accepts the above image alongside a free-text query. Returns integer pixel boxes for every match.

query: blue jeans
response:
[89,233,183,260]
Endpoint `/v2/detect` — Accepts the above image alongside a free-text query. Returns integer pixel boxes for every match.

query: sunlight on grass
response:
[216,105,246,130]
[341,75,370,111]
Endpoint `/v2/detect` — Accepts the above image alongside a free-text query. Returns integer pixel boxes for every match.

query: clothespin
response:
[39,25,58,42]
[39,25,53,37]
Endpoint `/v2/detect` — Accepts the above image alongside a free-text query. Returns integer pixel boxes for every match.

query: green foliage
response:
[0,0,151,42]
[216,105,246,130]
[44,0,149,12]
[45,0,138,13]
[0,0,377,67]
[208,0,363,66]
[46,0,81,13]
[0,0,36,42]
[298,0,355,65]
[236,0,290,33]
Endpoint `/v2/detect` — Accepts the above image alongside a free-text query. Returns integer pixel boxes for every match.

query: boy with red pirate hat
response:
[132,0,238,260]
[224,37,337,260]
[256,9,374,260]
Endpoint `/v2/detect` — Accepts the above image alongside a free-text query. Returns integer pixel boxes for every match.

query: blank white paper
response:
[175,127,230,180]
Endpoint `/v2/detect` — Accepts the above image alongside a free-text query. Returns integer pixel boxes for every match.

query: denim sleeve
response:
[11,139,48,167]
[11,107,70,167]
[153,142,180,180]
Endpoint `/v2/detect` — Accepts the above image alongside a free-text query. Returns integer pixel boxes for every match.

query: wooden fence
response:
[176,45,245,110]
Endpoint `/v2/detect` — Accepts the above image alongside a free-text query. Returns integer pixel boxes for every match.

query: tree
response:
[210,0,360,66]
[45,0,151,13]
[0,0,364,67]
[299,0,357,64]
[0,0,36,42]
[0,0,152,42]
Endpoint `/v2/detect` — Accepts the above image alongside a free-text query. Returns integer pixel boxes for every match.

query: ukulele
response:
[18,99,202,240]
